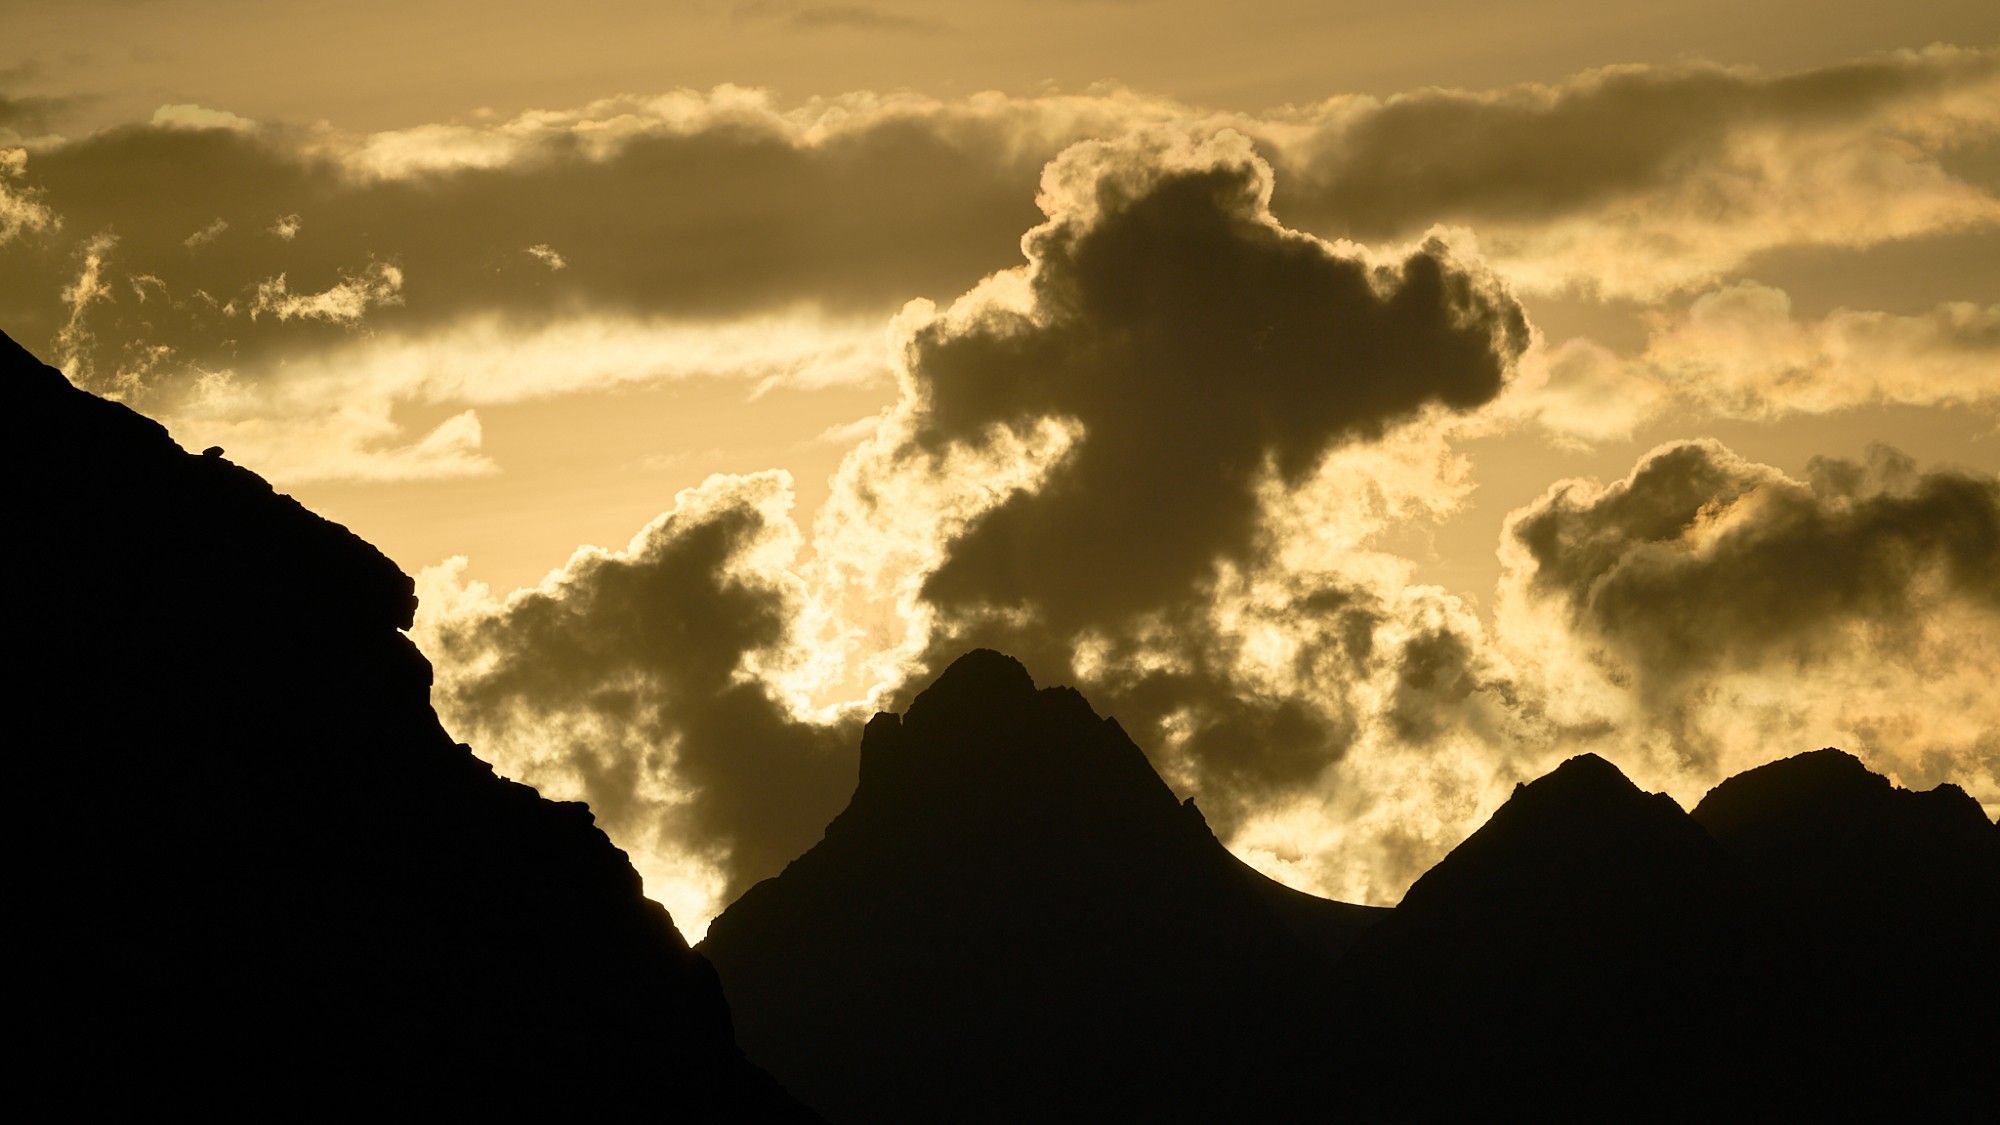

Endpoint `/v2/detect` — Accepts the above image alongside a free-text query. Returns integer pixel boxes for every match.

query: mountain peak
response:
[1388,752,1730,926]
[1481,751,1689,841]
[702,650,1367,1121]
[901,648,1038,728]
[1691,745,1998,905]
[1518,751,1643,800]
[846,649,1167,824]
[1692,747,1990,841]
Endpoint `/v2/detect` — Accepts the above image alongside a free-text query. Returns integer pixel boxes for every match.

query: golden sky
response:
[5,1,1996,934]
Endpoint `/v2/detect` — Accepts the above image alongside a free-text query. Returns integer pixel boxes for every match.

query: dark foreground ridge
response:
[5,331,811,1117]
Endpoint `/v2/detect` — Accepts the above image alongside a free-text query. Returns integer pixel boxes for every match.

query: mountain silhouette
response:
[1692,749,2000,1116]
[1331,753,1782,1118]
[700,649,1383,1122]
[4,330,809,1118]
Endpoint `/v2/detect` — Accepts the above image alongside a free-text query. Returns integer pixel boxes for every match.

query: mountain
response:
[699,649,1384,1123]
[1692,749,2000,1116]
[1331,754,1783,1118]
[4,330,808,1118]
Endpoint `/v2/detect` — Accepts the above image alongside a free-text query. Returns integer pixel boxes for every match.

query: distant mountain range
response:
[705,653,1997,1121]
[10,329,1994,1120]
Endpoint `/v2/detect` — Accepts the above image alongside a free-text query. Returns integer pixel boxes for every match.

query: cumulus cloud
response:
[898,131,1526,631]
[417,471,858,934]
[779,132,1538,901]
[1500,439,2000,809]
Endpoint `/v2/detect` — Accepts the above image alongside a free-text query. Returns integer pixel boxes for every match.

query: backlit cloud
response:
[1500,439,2000,809]
[417,471,859,934]
[1276,45,2000,296]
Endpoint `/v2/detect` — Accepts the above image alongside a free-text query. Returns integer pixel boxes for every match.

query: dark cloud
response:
[423,474,857,907]
[835,135,1528,832]
[1509,440,2000,684]
[0,108,1047,394]
[6,46,1991,397]
[0,91,77,134]
[1274,45,1999,240]
[904,138,1527,631]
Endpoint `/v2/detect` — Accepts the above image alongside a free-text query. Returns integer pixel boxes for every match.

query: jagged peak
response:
[1694,746,1994,840]
[903,649,1037,723]
[1503,752,1659,815]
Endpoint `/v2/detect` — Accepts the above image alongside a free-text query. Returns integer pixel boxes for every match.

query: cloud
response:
[897,131,1526,632]
[181,217,227,250]
[0,87,1148,479]
[783,132,1537,901]
[3,49,1992,485]
[1275,45,2000,296]
[1510,283,2000,441]
[0,91,76,138]
[417,471,859,935]
[0,88,1094,386]
[0,148,56,245]
[10,47,1990,409]
[149,103,257,132]
[248,260,403,322]
[1642,282,2000,417]
[152,309,890,483]
[1499,439,2000,809]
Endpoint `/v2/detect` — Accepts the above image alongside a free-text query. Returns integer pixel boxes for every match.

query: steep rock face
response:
[1693,749,2000,1115]
[700,650,1382,1123]
[5,331,804,1118]
[1334,754,1780,1119]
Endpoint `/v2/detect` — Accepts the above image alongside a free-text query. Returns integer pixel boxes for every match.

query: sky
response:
[5,1,1996,935]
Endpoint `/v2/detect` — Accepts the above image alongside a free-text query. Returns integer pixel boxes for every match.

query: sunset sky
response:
[6,1,1995,934]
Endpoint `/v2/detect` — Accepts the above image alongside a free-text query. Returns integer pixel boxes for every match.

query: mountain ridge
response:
[5,329,810,1118]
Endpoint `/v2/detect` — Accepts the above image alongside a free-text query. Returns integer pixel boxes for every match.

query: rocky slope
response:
[5,330,806,1118]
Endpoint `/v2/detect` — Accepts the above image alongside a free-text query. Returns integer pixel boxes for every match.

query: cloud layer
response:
[2,47,1993,479]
